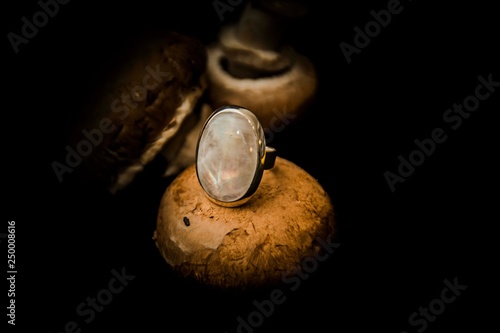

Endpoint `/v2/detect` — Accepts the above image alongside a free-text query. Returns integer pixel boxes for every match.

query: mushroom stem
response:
[235,1,285,51]
[223,0,308,78]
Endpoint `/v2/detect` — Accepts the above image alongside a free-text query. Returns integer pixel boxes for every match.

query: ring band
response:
[196,105,276,207]
[263,146,277,170]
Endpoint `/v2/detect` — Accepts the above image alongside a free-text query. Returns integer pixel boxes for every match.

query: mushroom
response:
[205,0,318,130]
[70,31,210,193]
[153,157,336,289]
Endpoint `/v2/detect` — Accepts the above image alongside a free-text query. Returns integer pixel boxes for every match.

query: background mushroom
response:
[68,31,210,193]
[205,0,318,130]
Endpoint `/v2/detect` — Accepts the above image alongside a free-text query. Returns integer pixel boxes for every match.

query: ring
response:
[196,105,277,207]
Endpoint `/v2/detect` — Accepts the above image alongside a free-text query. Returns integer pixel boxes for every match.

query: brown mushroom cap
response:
[153,157,336,289]
[73,31,208,193]
[205,41,317,132]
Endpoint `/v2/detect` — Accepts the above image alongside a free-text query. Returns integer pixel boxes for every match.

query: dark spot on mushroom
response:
[183,216,190,226]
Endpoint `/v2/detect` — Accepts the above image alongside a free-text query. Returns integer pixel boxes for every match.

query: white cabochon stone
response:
[197,107,265,202]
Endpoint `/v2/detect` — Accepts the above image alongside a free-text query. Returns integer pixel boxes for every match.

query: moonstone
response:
[197,107,265,202]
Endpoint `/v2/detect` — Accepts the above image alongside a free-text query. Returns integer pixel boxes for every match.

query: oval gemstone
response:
[197,107,265,202]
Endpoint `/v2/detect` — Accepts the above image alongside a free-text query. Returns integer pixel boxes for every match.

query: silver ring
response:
[196,105,277,207]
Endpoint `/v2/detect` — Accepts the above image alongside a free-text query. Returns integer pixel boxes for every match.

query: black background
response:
[3,0,498,332]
